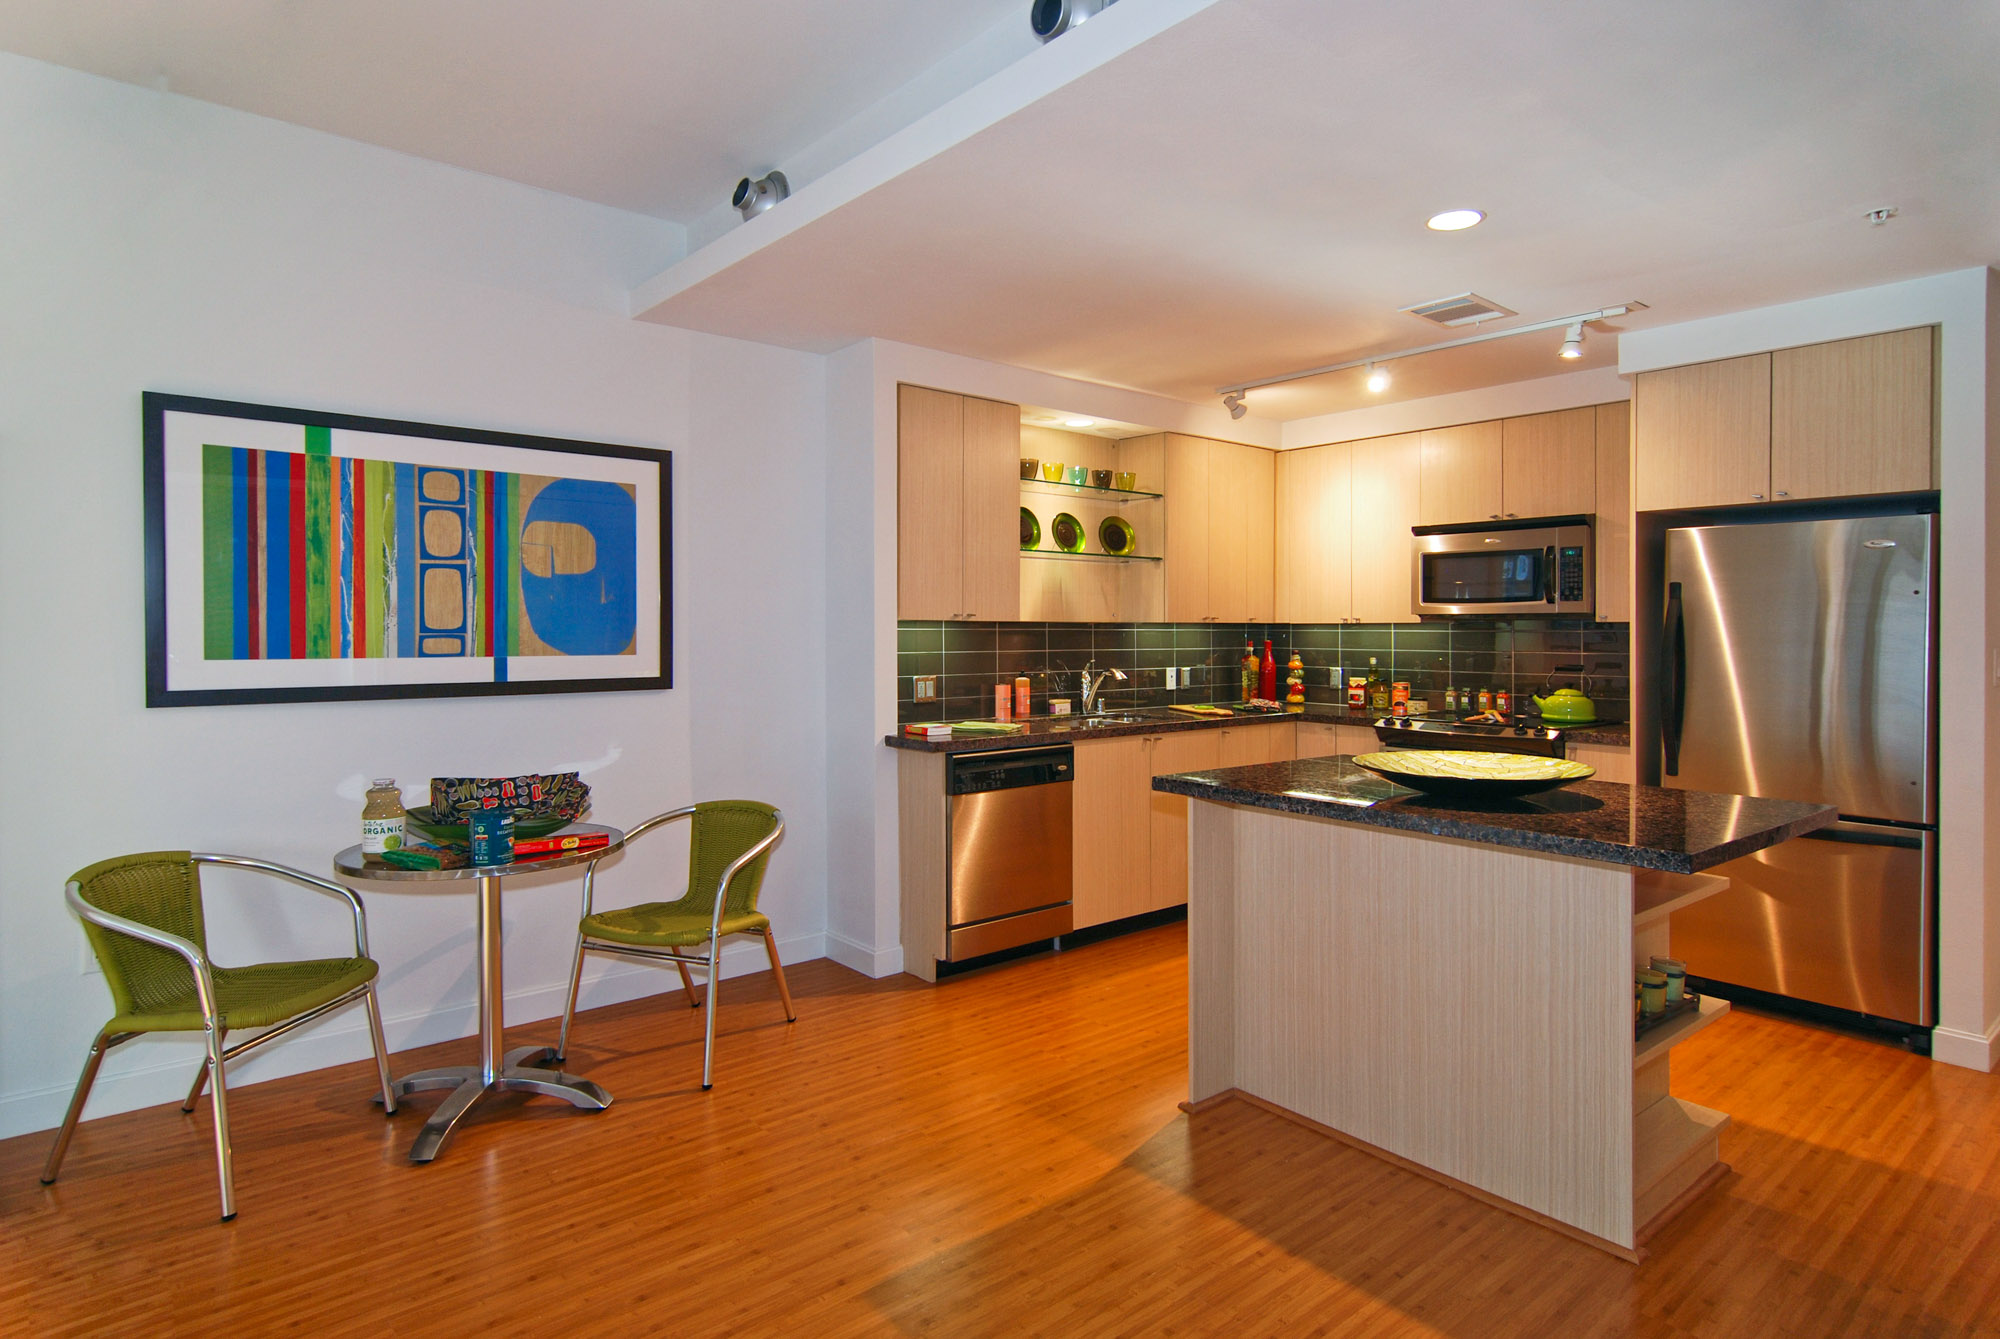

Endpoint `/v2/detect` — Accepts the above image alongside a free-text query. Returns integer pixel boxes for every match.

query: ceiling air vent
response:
[1400,293,1518,327]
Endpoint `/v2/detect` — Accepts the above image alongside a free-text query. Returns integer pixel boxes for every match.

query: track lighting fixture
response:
[1221,391,1247,420]
[1559,322,1585,359]
[732,171,789,221]
[1365,363,1391,393]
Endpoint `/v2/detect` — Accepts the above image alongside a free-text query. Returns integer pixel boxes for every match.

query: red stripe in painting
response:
[482,471,497,657]
[351,458,367,657]
[245,451,262,658]
[290,458,308,658]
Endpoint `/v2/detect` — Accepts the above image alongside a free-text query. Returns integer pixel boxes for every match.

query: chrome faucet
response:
[1080,659,1127,715]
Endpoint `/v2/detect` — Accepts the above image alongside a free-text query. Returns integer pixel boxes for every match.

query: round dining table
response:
[335,823,624,1162]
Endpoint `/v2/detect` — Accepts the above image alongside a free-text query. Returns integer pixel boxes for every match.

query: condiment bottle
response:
[1014,676,1031,718]
[1259,640,1278,701]
[362,779,407,856]
[1241,640,1259,702]
[1347,668,1368,710]
[994,683,1012,722]
[1494,689,1513,716]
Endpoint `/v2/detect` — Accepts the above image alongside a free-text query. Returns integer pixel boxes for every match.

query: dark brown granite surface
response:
[884,706,1630,754]
[1150,755,1832,874]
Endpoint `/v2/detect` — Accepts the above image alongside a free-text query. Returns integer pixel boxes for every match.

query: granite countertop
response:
[1150,755,1833,874]
[886,706,1631,753]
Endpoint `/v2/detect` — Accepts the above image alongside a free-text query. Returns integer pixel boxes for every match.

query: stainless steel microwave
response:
[1411,516,1594,616]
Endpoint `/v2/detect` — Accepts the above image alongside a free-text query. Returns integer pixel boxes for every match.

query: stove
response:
[1370,716,1568,759]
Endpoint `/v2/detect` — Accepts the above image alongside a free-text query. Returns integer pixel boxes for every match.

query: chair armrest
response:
[707,812,786,938]
[66,881,223,1025]
[193,853,375,959]
[575,807,697,920]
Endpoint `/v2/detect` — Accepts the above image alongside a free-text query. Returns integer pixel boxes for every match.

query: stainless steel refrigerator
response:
[1661,514,1935,1027]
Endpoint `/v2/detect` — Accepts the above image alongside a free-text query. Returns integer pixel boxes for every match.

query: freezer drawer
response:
[1670,820,1933,1026]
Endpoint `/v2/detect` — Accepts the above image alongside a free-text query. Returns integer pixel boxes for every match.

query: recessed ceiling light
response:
[1365,363,1391,393]
[1426,209,1485,232]
[1064,417,1095,428]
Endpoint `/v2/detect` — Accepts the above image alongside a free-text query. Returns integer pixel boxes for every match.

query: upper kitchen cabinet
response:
[1502,407,1599,519]
[1635,332,1936,512]
[898,385,1020,620]
[1348,432,1422,623]
[1595,401,1632,624]
[1275,442,1353,623]
[1633,353,1773,511]
[1163,435,1276,623]
[1417,421,1503,525]
[1771,327,1935,500]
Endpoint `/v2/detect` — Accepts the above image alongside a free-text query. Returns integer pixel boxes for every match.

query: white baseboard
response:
[824,930,901,978]
[1931,1014,2000,1072]
[0,931,825,1141]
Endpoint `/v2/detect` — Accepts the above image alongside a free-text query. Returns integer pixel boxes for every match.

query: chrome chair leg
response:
[555,933,589,1060]
[700,935,721,1090]
[203,1021,236,1221]
[363,986,398,1115]
[762,929,798,1023]
[41,1031,116,1185]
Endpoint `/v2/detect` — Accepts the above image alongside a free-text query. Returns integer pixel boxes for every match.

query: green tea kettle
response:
[1532,669,1597,725]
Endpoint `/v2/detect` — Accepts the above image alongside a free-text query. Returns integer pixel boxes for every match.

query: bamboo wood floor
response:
[5,921,2000,1337]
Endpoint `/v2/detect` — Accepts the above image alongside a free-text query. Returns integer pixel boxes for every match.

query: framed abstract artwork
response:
[143,393,672,706]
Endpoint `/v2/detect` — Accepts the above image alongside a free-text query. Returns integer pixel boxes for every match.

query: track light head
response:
[1365,363,1390,393]
[732,170,790,221]
[1559,322,1585,360]
[1221,391,1247,420]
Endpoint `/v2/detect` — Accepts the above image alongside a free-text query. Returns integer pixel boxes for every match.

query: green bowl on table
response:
[404,806,575,844]
[1350,749,1595,799]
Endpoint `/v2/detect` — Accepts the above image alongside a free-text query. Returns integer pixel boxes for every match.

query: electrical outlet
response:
[1164,667,1179,689]
[913,674,939,702]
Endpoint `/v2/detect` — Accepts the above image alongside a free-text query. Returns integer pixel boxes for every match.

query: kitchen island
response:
[1154,755,1832,1260]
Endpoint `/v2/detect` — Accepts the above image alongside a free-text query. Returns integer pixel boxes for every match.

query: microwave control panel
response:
[1557,546,1586,602]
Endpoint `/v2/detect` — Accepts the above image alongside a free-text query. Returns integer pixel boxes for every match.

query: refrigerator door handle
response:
[1661,581,1686,775]
[1799,822,1926,850]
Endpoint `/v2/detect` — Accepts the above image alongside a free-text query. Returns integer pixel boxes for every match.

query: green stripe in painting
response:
[201,443,235,659]
[305,448,333,658]
[305,426,330,456]
[365,458,391,657]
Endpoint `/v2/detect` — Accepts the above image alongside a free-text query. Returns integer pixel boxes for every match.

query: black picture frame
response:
[143,392,672,707]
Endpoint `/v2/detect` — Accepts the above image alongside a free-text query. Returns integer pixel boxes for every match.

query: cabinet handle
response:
[1751,494,1764,501]
[1489,513,1501,520]
[1505,513,1517,518]
[1776,491,1789,498]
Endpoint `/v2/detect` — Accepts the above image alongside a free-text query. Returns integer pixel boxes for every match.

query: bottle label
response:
[363,816,406,854]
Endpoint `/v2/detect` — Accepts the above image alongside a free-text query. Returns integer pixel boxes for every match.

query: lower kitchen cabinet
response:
[1570,740,1634,784]
[1143,731,1222,927]
[1297,721,1378,758]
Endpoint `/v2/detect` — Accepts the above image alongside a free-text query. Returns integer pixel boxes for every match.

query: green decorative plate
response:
[405,806,574,843]
[1020,506,1041,550]
[1350,750,1595,798]
[1099,514,1137,556]
[1050,511,1086,553]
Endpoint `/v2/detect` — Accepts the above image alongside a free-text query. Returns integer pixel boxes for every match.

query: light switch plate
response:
[913,674,939,702]
[1164,667,1179,689]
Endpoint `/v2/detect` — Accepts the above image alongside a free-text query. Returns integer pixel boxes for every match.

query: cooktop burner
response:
[1370,716,1568,758]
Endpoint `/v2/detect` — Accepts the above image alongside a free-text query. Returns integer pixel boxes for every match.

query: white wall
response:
[1618,268,1999,1071]
[0,54,831,1137]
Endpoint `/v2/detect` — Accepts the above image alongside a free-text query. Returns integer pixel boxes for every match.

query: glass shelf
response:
[1020,548,1163,563]
[1020,477,1163,502]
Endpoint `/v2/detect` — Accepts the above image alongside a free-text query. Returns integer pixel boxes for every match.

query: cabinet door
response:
[1348,432,1422,623]
[1296,721,1346,758]
[1275,443,1352,624]
[1418,421,1504,525]
[1070,736,1155,929]
[1208,441,1252,622]
[1147,731,1222,913]
[1569,741,1634,784]
[1633,354,1771,510]
[897,385,964,620]
[1594,402,1632,624]
[960,395,1021,620]
[1501,407,1597,519]
[1163,436,1211,621]
[1241,444,1277,623]
[1336,724,1380,755]
[1771,327,1934,500]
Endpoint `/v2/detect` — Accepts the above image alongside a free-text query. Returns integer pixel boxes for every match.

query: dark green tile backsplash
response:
[897,619,1630,724]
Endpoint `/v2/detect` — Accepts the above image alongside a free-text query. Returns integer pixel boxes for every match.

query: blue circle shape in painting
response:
[521,478,638,656]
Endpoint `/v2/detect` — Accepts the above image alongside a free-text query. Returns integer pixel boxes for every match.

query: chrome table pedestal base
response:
[392,1044,610,1163]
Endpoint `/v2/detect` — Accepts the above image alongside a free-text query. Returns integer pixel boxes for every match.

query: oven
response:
[1411,517,1593,617]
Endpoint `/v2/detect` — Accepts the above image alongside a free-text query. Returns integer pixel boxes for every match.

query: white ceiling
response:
[0,0,1022,220]
[7,0,1997,421]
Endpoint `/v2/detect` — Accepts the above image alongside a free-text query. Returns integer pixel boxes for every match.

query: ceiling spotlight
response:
[732,170,789,221]
[1064,417,1095,428]
[1559,323,1585,359]
[1032,0,1117,42]
[1426,208,1485,232]
[1221,391,1247,420]
[1866,206,1899,226]
[1365,363,1391,393]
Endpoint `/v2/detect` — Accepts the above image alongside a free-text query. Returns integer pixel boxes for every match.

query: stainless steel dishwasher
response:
[946,746,1074,961]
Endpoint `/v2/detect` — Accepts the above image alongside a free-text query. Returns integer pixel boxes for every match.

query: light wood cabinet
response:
[1070,735,1156,930]
[897,385,1020,620]
[1275,443,1352,624]
[1216,722,1297,768]
[1570,740,1634,785]
[1146,730,1222,920]
[1297,721,1379,757]
[1595,402,1631,624]
[1632,354,1773,511]
[1347,432,1422,624]
[1417,421,1504,526]
[1771,327,1934,500]
[1502,407,1598,519]
[1163,435,1277,623]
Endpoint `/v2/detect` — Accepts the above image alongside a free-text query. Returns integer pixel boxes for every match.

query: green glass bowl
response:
[405,806,574,844]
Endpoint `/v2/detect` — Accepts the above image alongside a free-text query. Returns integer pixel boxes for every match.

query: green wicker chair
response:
[41,852,399,1221]
[554,802,792,1089]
